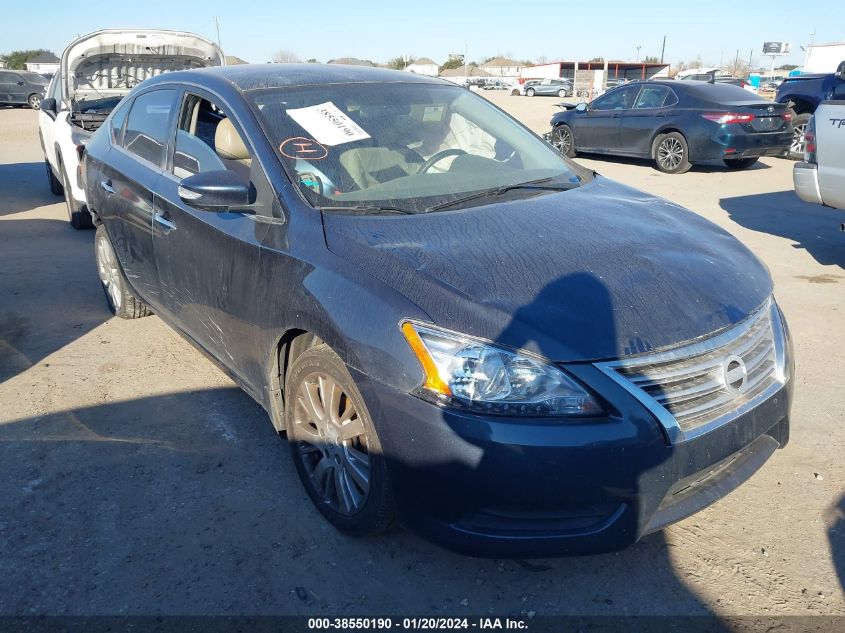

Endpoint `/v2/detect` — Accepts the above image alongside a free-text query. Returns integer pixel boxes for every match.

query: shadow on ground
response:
[577,152,771,173]
[0,161,61,217]
[720,190,845,267]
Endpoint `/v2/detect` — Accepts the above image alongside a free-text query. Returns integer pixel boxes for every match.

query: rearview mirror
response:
[575,102,588,112]
[40,98,56,114]
[178,170,253,212]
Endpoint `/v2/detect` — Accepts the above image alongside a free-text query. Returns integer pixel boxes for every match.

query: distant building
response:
[0,56,6,69]
[405,57,439,77]
[225,56,249,65]
[328,57,376,67]
[25,52,59,75]
[480,57,522,79]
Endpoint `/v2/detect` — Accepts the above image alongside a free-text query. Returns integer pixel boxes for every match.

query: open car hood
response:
[61,29,224,108]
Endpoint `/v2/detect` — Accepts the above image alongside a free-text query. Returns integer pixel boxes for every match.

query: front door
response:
[152,90,271,384]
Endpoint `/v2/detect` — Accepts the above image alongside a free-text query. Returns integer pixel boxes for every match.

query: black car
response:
[0,69,48,109]
[82,65,793,557]
[549,80,793,173]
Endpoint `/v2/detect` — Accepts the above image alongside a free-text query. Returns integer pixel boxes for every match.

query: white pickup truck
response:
[793,100,845,211]
[38,29,224,228]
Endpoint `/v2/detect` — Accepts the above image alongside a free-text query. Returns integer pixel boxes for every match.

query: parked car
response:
[482,80,513,91]
[524,78,573,97]
[83,64,793,558]
[549,80,793,173]
[776,61,845,159]
[0,69,48,109]
[38,29,224,229]
[793,100,845,211]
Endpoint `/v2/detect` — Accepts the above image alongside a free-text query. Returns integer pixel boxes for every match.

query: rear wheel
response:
[45,160,63,196]
[788,112,811,160]
[723,157,759,170]
[653,132,691,174]
[550,124,576,158]
[27,93,41,109]
[94,225,152,319]
[285,343,394,536]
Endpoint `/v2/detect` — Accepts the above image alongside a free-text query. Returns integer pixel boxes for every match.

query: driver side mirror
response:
[178,170,254,212]
[837,60,845,82]
[40,98,56,114]
[575,102,588,112]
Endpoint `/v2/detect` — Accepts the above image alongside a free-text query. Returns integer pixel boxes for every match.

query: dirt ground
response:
[0,98,843,619]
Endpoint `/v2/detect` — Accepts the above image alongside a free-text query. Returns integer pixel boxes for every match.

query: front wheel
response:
[723,157,759,170]
[285,343,394,536]
[653,132,691,174]
[61,164,93,229]
[28,93,41,109]
[788,112,811,160]
[525,88,535,97]
[550,124,576,158]
[45,160,63,196]
[557,89,567,98]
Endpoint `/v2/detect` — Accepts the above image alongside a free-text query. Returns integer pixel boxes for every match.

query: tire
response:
[27,94,41,109]
[550,124,576,158]
[525,88,535,97]
[94,224,152,319]
[285,343,394,536]
[788,112,811,161]
[653,132,691,174]
[723,157,759,170]
[557,89,567,98]
[60,161,94,229]
[45,159,63,196]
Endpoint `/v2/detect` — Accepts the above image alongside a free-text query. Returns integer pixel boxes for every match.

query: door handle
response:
[153,212,176,231]
[100,180,114,194]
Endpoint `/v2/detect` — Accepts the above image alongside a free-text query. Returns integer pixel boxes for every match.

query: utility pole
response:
[748,48,753,72]
[636,45,641,62]
[660,36,666,64]
[214,16,222,50]
[464,44,468,87]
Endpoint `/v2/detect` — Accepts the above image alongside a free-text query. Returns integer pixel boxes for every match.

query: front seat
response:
[215,118,252,181]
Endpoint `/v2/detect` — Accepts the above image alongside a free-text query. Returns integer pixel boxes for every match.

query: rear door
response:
[574,85,641,152]
[152,90,271,382]
[817,102,845,209]
[619,85,677,155]
[98,88,178,303]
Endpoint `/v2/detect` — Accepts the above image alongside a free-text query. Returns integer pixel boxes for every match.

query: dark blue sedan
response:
[82,65,793,557]
[549,80,793,173]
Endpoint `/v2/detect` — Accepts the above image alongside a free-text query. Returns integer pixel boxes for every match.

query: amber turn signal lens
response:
[401,322,452,396]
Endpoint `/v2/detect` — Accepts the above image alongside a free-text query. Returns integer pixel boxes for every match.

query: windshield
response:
[248,82,587,213]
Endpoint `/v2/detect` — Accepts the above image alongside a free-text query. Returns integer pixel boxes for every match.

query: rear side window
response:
[123,89,177,166]
[634,86,677,109]
[110,98,131,146]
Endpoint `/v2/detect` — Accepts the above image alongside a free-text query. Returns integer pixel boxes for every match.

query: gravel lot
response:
[0,97,843,618]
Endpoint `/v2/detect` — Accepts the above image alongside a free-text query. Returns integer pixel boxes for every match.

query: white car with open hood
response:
[38,29,224,228]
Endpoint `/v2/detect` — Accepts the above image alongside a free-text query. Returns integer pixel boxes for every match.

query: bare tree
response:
[272,49,301,63]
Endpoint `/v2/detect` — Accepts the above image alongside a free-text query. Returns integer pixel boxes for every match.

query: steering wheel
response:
[418,148,468,174]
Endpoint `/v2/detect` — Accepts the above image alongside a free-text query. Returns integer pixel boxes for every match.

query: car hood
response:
[322,176,772,363]
[61,29,224,107]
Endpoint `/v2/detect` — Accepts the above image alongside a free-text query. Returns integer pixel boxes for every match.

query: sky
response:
[2,0,841,70]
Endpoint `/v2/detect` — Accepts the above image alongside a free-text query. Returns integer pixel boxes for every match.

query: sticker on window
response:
[285,102,370,146]
[422,106,445,122]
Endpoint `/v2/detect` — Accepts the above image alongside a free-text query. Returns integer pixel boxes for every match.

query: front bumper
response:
[357,364,792,558]
[793,161,823,205]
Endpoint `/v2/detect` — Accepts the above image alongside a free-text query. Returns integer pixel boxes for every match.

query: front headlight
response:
[401,321,603,417]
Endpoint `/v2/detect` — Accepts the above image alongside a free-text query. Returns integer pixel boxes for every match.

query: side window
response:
[634,86,671,109]
[123,89,177,166]
[110,98,131,145]
[171,94,249,181]
[0,71,11,83]
[592,85,640,111]
[48,74,62,105]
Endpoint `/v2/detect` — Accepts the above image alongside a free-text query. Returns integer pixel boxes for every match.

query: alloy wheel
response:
[657,137,684,171]
[790,123,807,156]
[28,94,41,109]
[97,234,123,311]
[293,372,371,516]
[551,127,572,155]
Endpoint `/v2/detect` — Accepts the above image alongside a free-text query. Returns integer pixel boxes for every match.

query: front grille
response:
[598,299,787,441]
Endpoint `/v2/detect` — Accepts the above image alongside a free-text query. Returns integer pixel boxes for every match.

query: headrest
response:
[215,118,250,161]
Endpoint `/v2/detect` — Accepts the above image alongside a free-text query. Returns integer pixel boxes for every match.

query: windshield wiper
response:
[425,179,577,212]
[318,205,417,215]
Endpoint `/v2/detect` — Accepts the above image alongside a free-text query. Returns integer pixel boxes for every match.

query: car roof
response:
[141,63,449,93]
